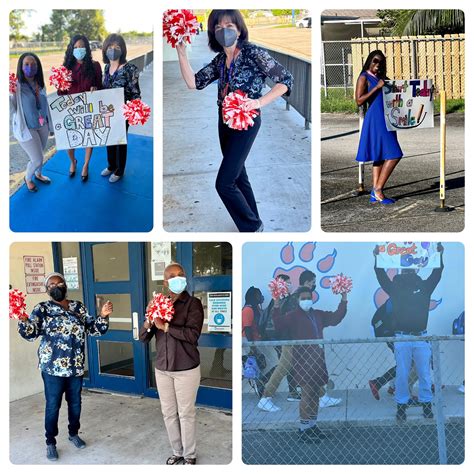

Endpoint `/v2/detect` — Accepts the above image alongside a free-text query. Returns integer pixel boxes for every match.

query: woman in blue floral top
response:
[176,9,294,232]
[18,272,113,461]
[100,34,141,183]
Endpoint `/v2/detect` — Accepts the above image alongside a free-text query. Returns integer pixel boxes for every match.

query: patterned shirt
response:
[195,42,294,106]
[18,300,109,377]
[103,62,141,102]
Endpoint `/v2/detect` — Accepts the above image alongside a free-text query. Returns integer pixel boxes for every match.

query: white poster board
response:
[48,88,127,150]
[376,242,441,269]
[151,242,172,280]
[207,292,232,333]
[63,257,79,290]
[383,79,435,131]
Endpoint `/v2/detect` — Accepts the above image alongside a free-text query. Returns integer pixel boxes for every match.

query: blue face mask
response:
[23,64,37,78]
[299,300,313,312]
[73,47,87,60]
[168,276,187,294]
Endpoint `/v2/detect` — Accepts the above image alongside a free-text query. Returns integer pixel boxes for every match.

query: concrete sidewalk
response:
[163,34,311,232]
[321,112,464,232]
[10,389,232,464]
[243,385,464,430]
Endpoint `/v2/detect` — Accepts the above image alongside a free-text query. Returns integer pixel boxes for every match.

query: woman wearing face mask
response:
[272,286,348,442]
[60,34,102,181]
[355,50,403,204]
[10,52,54,192]
[101,34,141,183]
[176,9,294,232]
[139,263,204,465]
[17,273,112,461]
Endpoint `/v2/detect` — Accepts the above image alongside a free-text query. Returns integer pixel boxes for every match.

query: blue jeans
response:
[394,335,432,404]
[41,372,83,445]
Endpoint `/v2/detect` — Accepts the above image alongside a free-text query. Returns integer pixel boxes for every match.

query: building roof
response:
[321,9,380,21]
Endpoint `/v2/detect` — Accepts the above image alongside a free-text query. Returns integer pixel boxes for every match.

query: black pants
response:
[106,122,130,176]
[216,110,261,232]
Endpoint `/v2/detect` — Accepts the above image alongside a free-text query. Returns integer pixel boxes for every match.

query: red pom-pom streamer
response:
[146,292,175,323]
[9,73,17,94]
[9,289,27,320]
[122,98,151,126]
[49,66,72,91]
[268,278,290,300]
[331,274,353,295]
[222,90,259,131]
[163,9,199,48]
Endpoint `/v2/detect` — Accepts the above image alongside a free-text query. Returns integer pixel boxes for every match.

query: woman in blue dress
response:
[355,50,403,204]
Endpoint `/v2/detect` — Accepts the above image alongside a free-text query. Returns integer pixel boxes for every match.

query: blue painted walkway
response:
[10,133,153,232]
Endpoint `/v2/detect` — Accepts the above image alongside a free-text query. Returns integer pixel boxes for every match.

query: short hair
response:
[299,270,316,286]
[102,34,127,65]
[207,10,249,53]
[16,52,45,89]
[164,262,185,279]
[276,274,290,282]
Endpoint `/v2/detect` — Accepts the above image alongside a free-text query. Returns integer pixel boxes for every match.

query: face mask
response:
[49,286,67,302]
[168,276,187,294]
[215,27,238,48]
[106,47,121,61]
[73,47,87,60]
[299,300,313,312]
[23,64,37,78]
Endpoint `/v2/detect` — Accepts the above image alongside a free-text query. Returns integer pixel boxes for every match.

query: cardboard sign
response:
[383,79,435,131]
[376,242,441,269]
[207,292,232,333]
[48,88,127,150]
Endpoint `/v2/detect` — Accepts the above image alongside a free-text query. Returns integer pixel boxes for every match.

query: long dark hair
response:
[16,52,45,88]
[244,286,263,320]
[361,50,388,79]
[207,9,249,53]
[63,34,96,80]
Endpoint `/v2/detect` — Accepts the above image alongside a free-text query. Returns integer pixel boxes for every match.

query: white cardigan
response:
[10,80,54,143]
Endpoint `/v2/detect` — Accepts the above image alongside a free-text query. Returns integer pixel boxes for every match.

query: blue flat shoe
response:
[370,189,395,205]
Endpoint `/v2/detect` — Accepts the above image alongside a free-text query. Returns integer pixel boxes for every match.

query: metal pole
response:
[342,47,347,97]
[432,340,448,464]
[322,42,328,98]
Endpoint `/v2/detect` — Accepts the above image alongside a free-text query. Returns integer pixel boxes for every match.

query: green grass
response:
[321,88,464,114]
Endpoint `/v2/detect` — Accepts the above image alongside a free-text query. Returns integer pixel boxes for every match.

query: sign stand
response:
[355,106,367,196]
[434,91,454,213]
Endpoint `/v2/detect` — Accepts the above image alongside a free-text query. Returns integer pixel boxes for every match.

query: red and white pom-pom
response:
[9,288,27,320]
[49,66,72,91]
[268,278,290,300]
[163,9,199,48]
[9,73,17,94]
[331,274,353,295]
[222,90,259,131]
[146,292,175,323]
[122,99,151,126]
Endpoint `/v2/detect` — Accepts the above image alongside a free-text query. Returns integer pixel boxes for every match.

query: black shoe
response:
[81,174,89,182]
[305,425,328,440]
[422,402,434,419]
[69,158,77,178]
[46,444,58,461]
[396,403,407,422]
[299,429,322,443]
[68,434,86,449]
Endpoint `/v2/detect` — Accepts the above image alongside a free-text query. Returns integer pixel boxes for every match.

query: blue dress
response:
[355,72,403,163]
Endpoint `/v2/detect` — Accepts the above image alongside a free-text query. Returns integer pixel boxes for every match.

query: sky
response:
[21,9,153,36]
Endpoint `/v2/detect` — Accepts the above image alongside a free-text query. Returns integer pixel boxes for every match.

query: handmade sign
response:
[48,88,127,150]
[376,242,441,269]
[383,79,435,131]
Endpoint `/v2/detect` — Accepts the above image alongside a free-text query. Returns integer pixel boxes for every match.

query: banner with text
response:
[376,242,441,269]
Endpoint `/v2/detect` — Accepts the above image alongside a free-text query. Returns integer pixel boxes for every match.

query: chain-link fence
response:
[321,35,465,100]
[242,335,464,464]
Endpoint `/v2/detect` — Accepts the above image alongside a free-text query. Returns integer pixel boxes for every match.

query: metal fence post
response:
[342,47,348,97]
[432,339,448,464]
[322,42,328,98]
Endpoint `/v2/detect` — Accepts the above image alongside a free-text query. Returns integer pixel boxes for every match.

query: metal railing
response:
[242,335,464,464]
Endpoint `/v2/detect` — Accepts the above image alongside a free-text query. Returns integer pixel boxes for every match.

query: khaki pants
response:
[263,345,294,398]
[155,365,201,459]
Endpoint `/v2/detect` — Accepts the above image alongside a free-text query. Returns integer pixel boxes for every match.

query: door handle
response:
[132,312,139,340]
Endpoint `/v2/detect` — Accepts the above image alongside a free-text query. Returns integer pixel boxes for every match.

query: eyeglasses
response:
[47,282,66,290]
[372,58,381,65]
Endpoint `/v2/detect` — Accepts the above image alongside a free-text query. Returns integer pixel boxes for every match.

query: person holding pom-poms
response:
[101,34,142,183]
[175,9,294,232]
[10,52,54,192]
[139,263,204,464]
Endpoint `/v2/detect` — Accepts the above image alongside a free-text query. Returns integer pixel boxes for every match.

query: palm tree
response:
[402,10,464,35]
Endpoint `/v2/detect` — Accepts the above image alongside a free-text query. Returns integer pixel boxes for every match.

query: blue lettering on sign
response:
[400,254,429,268]
[214,313,225,325]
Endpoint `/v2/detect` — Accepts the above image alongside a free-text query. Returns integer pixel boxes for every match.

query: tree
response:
[10,10,26,41]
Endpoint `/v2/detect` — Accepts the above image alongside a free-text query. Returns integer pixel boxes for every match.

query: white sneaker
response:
[458,384,465,394]
[109,173,122,183]
[319,394,342,408]
[101,168,113,177]
[257,397,281,412]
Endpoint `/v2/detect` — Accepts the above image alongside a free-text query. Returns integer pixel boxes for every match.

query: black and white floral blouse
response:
[195,42,294,106]
[103,62,141,102]
[18,300,109,377]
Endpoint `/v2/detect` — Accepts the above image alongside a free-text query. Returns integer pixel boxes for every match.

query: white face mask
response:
[167,276,187,294]
[299,300,313,312]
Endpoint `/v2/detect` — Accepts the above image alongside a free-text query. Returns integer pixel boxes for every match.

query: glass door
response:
[81,242,147,394]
